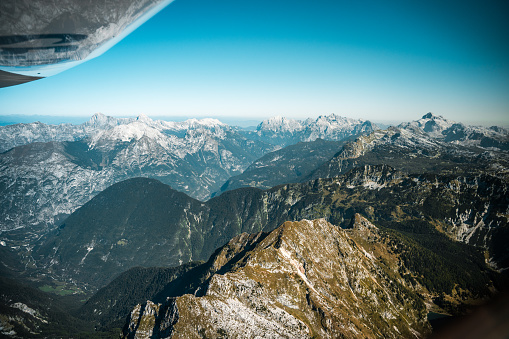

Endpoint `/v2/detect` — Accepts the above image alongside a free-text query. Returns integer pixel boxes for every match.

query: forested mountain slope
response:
[35,164,508,292]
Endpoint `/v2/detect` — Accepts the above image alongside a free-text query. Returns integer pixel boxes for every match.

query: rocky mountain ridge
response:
[245,114,378,147]
[33,164,507,292]
[218,138,345,194]
[122,218,432,338]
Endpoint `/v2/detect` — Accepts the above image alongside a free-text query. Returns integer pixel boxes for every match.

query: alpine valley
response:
[0,113,508,338]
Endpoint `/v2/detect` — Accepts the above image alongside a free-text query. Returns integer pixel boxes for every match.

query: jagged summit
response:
[85,112,130,128]
[422,112,438,119]
[397,112,509,149]
[315,113,365,125]
[135,113,153,123]
[257,115,303,133]
[89,121,167,148]
[89,112,107,122]
[257,113,369,133]
[401,112,456,136]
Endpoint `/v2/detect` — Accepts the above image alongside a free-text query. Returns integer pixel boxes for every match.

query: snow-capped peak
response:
[418,112,451,124]
[396,113,509,150]
[257,116,303,132]
[135,114,153,124]
[399,112,457,136]
[314,114,364,128]
[197,118,225,127]
[183,118,225,128]
[84,112,132,128]
[85,114,234,156]
[258,114,370,133]
[86,112,109,125]
[252,114,378,146]
[158,118,227,131]
[89,121,168,149]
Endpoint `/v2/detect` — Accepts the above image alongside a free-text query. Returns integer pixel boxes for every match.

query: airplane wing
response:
[0,0,174,88]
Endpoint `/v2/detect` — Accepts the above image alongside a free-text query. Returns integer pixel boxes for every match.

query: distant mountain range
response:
[1,112,508,337]
[309,114,509,181]
[242,114,378,147]
[400,112,509,149]
[219,113,509,195]
[0,113,376,234]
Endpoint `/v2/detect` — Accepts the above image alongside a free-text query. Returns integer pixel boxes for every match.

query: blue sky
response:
[1,0,508,126]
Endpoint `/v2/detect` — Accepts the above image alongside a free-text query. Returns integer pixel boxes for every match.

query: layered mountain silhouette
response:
[1,112,508,337]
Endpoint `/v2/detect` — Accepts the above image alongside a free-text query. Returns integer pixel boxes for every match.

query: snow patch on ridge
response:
[80,242,95,265]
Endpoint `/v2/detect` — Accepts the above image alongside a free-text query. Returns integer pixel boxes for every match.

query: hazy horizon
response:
[0,111,507,129]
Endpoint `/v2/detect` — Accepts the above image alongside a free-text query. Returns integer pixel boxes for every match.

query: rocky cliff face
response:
[122,218,431,338]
